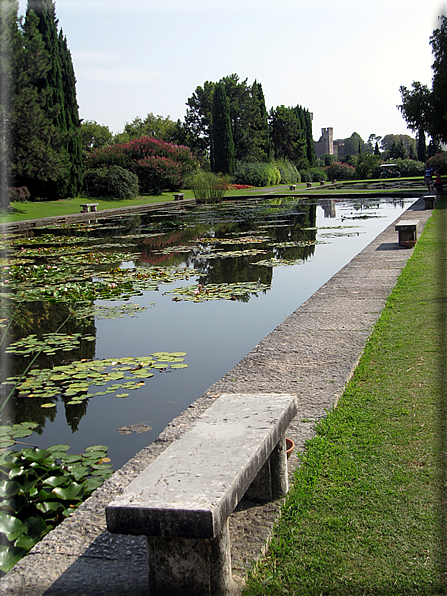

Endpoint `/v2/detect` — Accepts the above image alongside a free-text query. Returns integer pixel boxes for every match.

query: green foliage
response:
[10,9,68,200]
[399,16,447,143]
[309,167,327,182]
[343,132,364,155]
[83,166,139,199]
[393,158,425,177]
[20,0,83,199]
[0,438,112,575]
[184,75,278,165]
[417,129,427,162]
[84,137,198,194]
[0,0,20,208]
[81,120,113,153]
[3,0,82,201]
[275,159,300,184]
[8,186,30,202]
[234,161,280,187]
[211,82,235,175]
[188,172,229,203]
[121,113,179,144]
[427,153,447,174]
[326,161,355,181]
[354,153,381,179]
[269,105,309,168]
[299,170,312,183]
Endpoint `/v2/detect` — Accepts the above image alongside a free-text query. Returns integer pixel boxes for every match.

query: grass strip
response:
[0,180,427,224]
[0,193,178,223]
[243,198,447,595]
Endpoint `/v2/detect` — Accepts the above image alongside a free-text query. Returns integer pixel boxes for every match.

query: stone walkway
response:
[0,197,433,595]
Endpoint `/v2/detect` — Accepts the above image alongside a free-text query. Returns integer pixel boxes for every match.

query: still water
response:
[3,196,414,468]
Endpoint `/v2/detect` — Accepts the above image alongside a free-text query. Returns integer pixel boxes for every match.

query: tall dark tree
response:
[247,80,271,161]
[58,29,82,196]
[417,128,427,162]
[19,0,82,198]
[184,81,214,165]
[0,0,20,208]
[11,8,67,196]
[211,82,235,175]
[399,15,447,144]
[184,75,272,165]
[269,105,307,168]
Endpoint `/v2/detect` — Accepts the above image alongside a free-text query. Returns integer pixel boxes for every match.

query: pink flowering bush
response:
[326,162,355,181]
[84,137,198,194]
[133,157,182,193]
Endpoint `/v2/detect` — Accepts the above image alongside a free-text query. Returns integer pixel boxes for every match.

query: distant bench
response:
[80,203,98,213]
[106,392,297,595]
[173,193,184,201]
[395,219,419,248]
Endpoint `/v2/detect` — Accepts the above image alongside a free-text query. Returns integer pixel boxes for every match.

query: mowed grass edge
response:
[243,198,447,595]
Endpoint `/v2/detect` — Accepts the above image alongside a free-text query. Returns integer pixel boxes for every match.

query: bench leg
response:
[146,520,232,595]
[245,434,288,501]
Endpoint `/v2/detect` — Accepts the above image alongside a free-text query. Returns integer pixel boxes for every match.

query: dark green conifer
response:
[211,82,235,175]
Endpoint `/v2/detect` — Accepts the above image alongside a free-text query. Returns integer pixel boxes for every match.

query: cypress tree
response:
[0,0,20,208]
[249,81,271,161]
[417,128,427,162]
[22,0,81,198]
[211,82,235,175]
[11,8,67,197]
[59,29,82,196]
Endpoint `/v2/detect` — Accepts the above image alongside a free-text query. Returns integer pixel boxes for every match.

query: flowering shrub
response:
[228,184,254,190]
[326,162,355,181]
[8,187,31,202]
[428,154,447,175]
[133,157,182,193]
[84,137,198,194]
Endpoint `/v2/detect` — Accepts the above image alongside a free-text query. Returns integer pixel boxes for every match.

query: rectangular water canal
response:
[1,196,415,469]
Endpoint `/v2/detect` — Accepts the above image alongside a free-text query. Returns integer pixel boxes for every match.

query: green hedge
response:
[234,161,281,187]
[84,166,139,199]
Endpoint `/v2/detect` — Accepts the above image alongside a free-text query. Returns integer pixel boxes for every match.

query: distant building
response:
[313,128,345,158]
[314,128,333,156]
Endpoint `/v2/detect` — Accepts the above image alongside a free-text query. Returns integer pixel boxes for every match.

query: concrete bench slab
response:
[80,203,99,213]
[106,392,297,595]
[395,219,419,248]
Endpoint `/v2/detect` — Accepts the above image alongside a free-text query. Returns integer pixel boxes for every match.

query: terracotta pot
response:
[286,438,294,459]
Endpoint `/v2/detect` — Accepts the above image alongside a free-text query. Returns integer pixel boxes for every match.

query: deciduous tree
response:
[399,15,447,144]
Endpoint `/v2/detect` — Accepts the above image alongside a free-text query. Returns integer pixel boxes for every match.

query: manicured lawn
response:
[243,198,447,594]
[0,193,186,223]
[0,179,427,224]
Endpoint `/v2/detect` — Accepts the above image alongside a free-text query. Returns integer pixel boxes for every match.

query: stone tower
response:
[321,128,334,155]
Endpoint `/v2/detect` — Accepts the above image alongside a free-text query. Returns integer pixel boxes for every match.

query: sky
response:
[17,0,447,143]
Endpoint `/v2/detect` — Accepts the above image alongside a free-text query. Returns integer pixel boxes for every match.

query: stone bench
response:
[306,182,312,188]
[395,219,419,248]
[106,392,297,595]
[80,203,99,213]
[173,193,184,201]
[423,195,436,209]
[289,185,296,191]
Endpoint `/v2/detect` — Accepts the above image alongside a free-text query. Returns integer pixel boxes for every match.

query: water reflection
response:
[1,196,414,467]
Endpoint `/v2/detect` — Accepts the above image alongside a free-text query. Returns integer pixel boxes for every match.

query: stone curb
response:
[0,199,196,234]
[0,198,433,595]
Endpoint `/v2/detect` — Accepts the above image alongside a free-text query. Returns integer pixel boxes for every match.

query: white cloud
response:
[76,67,164,83]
